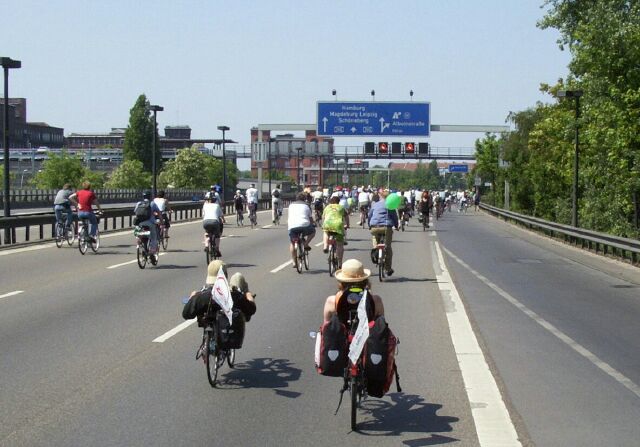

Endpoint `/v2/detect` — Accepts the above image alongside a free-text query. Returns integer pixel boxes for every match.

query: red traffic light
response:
[405,142,415,153]
[378,142,389,153]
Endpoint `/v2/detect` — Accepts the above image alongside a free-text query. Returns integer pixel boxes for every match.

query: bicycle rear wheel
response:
[161,228,169,250]
[378,249,385,282]
[65,225,75,245]
[55,224,64,248]
[204,331,219,387]
[78,228,88,254]
[328,245,336,277]
[304,245,309,270]
[227,349,236,368]
[137,242,147,269]
[350,375,358,431]
[294,242,302,273]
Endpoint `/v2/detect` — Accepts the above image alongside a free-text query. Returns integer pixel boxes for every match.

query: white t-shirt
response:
[311,190,323,202]
[287,201,312,229]
[246,187,259,204]
[202,202,223,221]
[153,198,167,212]
[358,192,370,204]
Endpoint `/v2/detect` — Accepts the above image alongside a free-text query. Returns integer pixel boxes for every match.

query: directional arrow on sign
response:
[379,117,390,133]
[351,127,357,133]
[322,117,328,132]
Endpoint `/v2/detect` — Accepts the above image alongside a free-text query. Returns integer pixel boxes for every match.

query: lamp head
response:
[217,125,230,131]
[149,105,164,112]
[0,57,21,69]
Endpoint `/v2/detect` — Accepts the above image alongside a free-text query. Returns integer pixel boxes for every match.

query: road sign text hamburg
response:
[317,101,430,137]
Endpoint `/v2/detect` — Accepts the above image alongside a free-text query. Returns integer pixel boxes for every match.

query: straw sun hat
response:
[335,259,371,283]
[205,260,227,284]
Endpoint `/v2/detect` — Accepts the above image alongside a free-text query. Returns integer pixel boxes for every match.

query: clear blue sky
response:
[4,0,569,161]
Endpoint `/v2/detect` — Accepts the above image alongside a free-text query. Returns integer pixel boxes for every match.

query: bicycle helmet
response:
[143,190,152,200]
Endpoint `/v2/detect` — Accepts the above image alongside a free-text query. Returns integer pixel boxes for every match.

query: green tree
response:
[123,94,160,173]
[105,159,152,189]
[159,147,238,190]
[31,152,87,189]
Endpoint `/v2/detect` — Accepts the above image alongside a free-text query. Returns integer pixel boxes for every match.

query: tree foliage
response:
[31,152,105,189]
[477,1,640,237]
[158,147,238,190]
[105,159,151,189]
[123,94,161,173]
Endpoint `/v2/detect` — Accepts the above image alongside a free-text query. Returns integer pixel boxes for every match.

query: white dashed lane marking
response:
[0,290,24,300]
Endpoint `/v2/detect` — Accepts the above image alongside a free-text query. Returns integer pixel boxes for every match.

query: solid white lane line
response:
[315,242,323,247]
[153,319,197,343]
[107,252,166,269]
[262,224,273,229]
[434,241,521,447]
[443,246,640,400]
[0,290,24,300]
[271,260,293,273]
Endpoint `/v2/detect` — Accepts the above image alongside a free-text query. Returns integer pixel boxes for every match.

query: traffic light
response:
[418,142,429,156]
[391,142,402,154]
[364,142,375,154]
[405,142,415,155]
[378,142,389,154]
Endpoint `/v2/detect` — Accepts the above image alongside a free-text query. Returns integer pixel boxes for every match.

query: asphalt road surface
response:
[1,205,638,446]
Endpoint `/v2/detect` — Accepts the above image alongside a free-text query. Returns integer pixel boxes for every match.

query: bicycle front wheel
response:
[90,231,100,252]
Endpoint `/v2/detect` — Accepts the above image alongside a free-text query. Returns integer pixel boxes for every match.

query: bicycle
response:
[135,225,158,269]
[205,230,220,265]
[273,207,282,226]
[236,208,244,227]
[314,205,323,226]
[359,206,369,229]
[54,213,75,248]
[420,212,429,231]
[373,232,387,282]
[327,232,340,277]
[249,203,258,228]
[78,213,101,255]
[157,218,169,251]
[292,232,309,274]
[195,309,241,388]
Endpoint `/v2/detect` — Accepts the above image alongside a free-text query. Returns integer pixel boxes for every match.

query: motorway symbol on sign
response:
[317,101,430,137]
[448,164,469,173]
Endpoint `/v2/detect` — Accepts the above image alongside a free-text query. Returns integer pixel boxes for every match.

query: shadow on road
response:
[217,357,302,397]
[153,264,198,270]
[227,263,257,269]
[356,393,459,444]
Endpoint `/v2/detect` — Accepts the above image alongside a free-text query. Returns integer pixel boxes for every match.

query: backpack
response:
[315,313,348,377]
[216,309,246,349]
[134,200,152,224]
[272,189,280,198]
[363,315,401,398]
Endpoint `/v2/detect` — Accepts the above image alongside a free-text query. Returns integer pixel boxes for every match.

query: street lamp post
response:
[410,90,414,101]
[218,126,230,201]
[2,57,21,224]
[296,147,303,190]
[20,169,28,188]
[149,104,163,198]
[371,90,375,102]
[557,89,583,227]
[332,89,337,101]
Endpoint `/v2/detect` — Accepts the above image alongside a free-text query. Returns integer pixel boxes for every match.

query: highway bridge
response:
[1,205,639,446]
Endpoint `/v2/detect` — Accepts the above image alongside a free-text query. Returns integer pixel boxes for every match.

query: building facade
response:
[0,98,64,148]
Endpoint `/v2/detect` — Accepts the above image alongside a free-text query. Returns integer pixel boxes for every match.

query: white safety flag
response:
[212,266,234,324]
[348,290,370,364]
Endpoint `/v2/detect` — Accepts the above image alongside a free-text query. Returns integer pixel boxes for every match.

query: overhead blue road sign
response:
[448,164,469,173]
[317,101,430,137]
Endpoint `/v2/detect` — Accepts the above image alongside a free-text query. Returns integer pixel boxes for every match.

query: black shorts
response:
[203,220,222,237]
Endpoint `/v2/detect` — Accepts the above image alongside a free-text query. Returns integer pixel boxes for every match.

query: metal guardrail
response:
[0,199,279,248]
[480,203,640,266]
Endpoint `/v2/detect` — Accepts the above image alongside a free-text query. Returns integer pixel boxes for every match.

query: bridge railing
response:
[0,198,282,247]
[480,203,640,266]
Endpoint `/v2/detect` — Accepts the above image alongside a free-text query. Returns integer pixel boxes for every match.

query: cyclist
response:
[271,183,282,223]
[398,191,410,224]
[53,183,74,231]
[418,190,432,227]
[322,258,384,322]
[287,192,316,266]
[234,190,246,223]
[134,190,160,254]
[245,183,259,224]
[357,187,370,226]
[153,190,172,237]
[183,260,257,324]
[205,185,221,202]
[202,194,225,257]
[368,190,398,277]
[312,186,324,221]
[322,195,349,268]
[68,181,102,242]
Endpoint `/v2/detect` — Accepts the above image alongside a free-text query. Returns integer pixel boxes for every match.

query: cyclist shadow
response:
[356,393,459,443]
[383,277,436,284]
[216,357,302,398]
[227,263,256,268]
